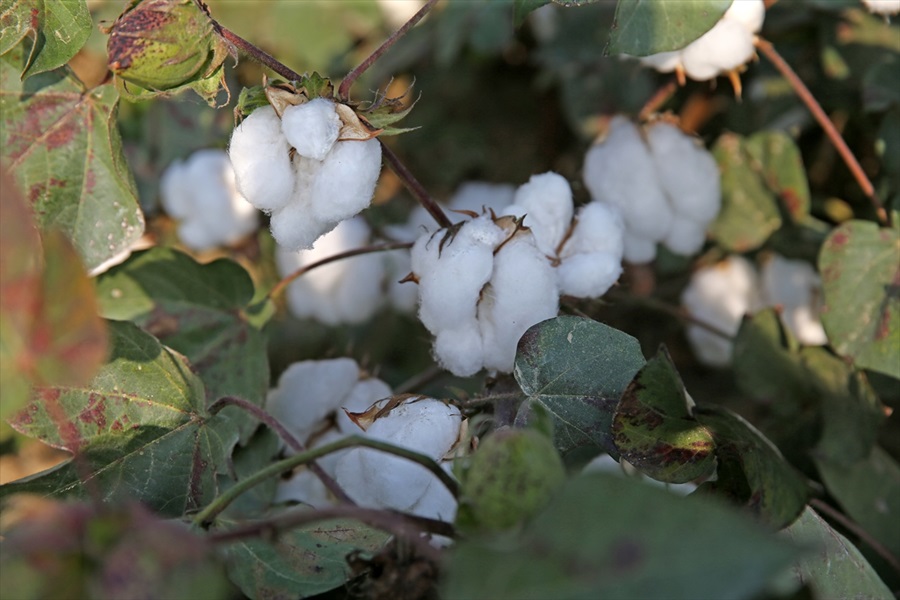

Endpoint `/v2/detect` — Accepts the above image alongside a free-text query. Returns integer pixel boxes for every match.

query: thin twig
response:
[208,505,452,562]
[268,241,412,301]
[754,37,887,226]
[213,23,303,82]
[380,140,452,228]
[337,0,439,102]
[638,80,679,122]
[809,498,900,574]
[193,434,459,527]
[208,397,354,505]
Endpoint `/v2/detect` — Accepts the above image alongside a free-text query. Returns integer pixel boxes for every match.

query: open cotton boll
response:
[478,235,559,373]
[725,0,766,33]
[228,106,295,212]
[646,122,721,224]
[281,98,341,161]
[159,160,192,219]
[682,256,762,367]
[309,138,382,224]
[623,234,658,264]
[662,214,708,257]
[556,202,625,296]
[275,217,385,324]
[434,324,485,377]
[266,358,361,444]
[269,196,333,251]
[681,18,755,81]
[275,469,332,509]
[760,254,827,345]
[502,172,574,257]
[583,117,674,241]
[639,50,681,73]
[336,378,393,434]
[409,462,458,524]
[862,0,900,15]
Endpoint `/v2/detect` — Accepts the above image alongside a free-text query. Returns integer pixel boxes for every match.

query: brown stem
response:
[337,0,440,102]
[213,23,303,82]
[268,241,412,301]
[207,505,452,562]
[638,80,679,122]
[208,396,354,505]
[754,38,888,226]
[809,499,900,574]
[380,140,453,228]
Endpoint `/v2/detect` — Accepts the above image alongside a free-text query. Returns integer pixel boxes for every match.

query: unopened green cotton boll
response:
[457,428,565,533]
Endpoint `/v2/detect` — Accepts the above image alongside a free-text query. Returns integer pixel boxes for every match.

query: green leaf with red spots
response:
[709,133,784,253]
[612,347,716,484]
[694,406,808,529]
[608,0,732,56]
[513,316,647,458]
[0,43,144,273]
[0,0,91,78]
[443,473,802,600]
[743,131,811,224]
[818,220,900,379]
[95,247,272,442]
[0,319,239,517]
[0,171,107,428]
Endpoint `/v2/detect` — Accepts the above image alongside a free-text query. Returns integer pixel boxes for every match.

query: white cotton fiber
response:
[623,234,658,264]
[681,19,755,81]
[662,214,707,256]
[159,160,192,219]
[434,325,485,377]
[583,117,673,240]
[281,98,341,161]
[503,172,574,257]
[275,469,331,508]
[409,462,458,523]
[725,0,766,33]
[557,253,622,299]
[640,50,681,73]
[760,254,827,345]
[862,0,900,15]
[269,197,333,251]
[553,201,624,297]
[309,138,382,224]
[228,106,295,211]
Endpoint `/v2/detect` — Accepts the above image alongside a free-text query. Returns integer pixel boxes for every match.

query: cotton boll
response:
[583,117,673,240]
[646,122,721,224]
[623,233,658,264]
[662,214,708,256]
[336,378,394,434]
[309,138,382,224]
[159,160,192,219]
[176,218,221,252]
[409,462,458,523]
[681,256,762,367]
[557,202,625,297]
[639,50,681,73]
[725,0,766,33]
[557,253,622,299]
[760,254,827,345]
[228,106,295,211]
[270,199,333,251]
[681,19,755,80]
[267,358,361,444]
[478,235,559,373]
[274,469,331,508]
[503,172,574,256]
[281,98,341,161]
[434,324,485,377]
[862,0,900,15]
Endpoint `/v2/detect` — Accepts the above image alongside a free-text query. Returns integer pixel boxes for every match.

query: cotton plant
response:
[681,254,828,367]
[583,116,721,264]
[636,0,765,93]
[228,95,382,251]
[159,149,259,251]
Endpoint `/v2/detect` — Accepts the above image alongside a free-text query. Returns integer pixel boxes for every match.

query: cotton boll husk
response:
[646,122,721,224]
[336,378,394,434]
[681,19,755,80]
[623,233,658,264]
[583,117,673,240]
[503,172,574,256]
[309,138,382,224]
[478,235,559,373]
[724,0,766,33]
[434,324,485,377]
[662,214,708,256]
[639,50,681,73]
[760,254,827,345]
[229,106,295,211]
[862,0,900,15]
[267,359,361,444]
[682,256,762,367]
[159,160,192,219]
[281,98,341,161]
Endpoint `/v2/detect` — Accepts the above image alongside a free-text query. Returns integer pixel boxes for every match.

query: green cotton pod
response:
[456,428,566,533]
[107,0,228,92]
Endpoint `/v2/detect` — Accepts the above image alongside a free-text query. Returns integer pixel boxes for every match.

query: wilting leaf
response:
[0,43,144,272]
[443,473,802,600]
[608,0,731,56]
[1,320,238,516]
[612,347,716,484]
[513,316,646,457]
[818,220,900,378]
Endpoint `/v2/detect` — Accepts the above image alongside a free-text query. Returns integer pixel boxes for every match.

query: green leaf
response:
[513,316,646,457]
[818,220,900,378]
[611,347,716,484]
[1,320,238,516]
[695,407,808,529]
[608,0,732,57]
[863,56,900,112]
[815,447,900,558]
[96,248,271,442]
[709,133,784,253]
[0,0,92,78]
[217,427,282,520]
[513,0,549,27]
[781,506,893,600]
[220,518,390,599]
[743,131,811,223]
[0,44,144,273]
[443,473,802,600]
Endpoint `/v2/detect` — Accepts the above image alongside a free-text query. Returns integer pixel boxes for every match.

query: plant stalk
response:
[381,140,453,228]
